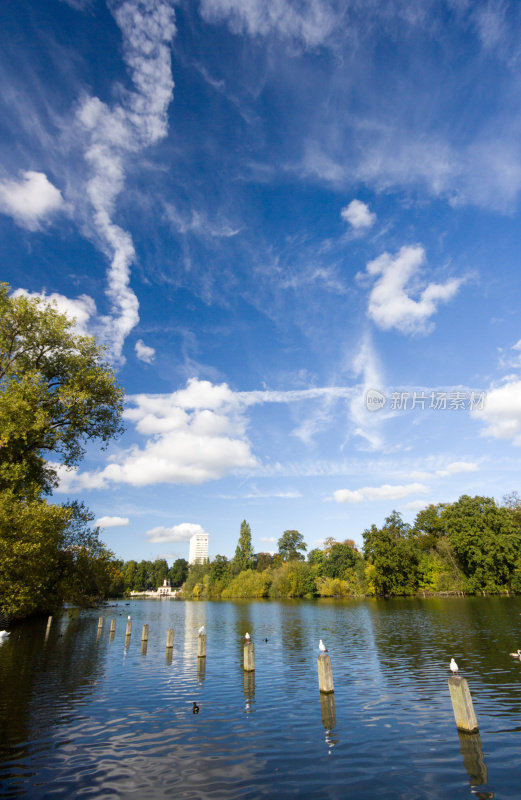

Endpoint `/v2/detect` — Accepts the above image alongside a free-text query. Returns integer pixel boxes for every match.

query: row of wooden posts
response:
[45,615,480,735]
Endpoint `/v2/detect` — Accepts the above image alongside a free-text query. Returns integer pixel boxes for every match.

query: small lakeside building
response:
[130,580,180,599]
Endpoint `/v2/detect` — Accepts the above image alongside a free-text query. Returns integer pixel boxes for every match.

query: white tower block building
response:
[189,531,209,564]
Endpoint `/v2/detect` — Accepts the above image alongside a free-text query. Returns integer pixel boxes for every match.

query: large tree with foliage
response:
[169,558,189,587]
[363,511,419,595]
[233,520,254,572]
[0,284,124,497]
[277,529,307,562]
[0,285,124,619]
[442,495,521,593]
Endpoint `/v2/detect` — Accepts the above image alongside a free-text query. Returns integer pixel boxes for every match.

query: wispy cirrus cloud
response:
[198,0,340,49]
[331,482,429,504]
[70,0,177,363]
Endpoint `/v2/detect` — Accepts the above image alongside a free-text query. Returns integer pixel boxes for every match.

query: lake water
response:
[1,596,521,798]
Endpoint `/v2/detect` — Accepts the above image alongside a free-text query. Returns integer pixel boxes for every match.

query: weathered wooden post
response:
[97,617,104,631]
[166,628,174,650]
[125,616,132,639]
[109,618,116,639]
[141,623,149,643]
[448,675,479,733]
[45,616,53,637]
[244,639,255,672]
[317,652,334,694]
[197,631,207,658]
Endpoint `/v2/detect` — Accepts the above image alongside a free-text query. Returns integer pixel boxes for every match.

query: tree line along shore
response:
[2,286,521,623]
[115,497,521,602]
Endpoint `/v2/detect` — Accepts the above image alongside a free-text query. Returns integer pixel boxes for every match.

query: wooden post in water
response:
[166,628,174,650]
[317,652,334,694]
[109,618,116,636]
[45,616,52,641]
[244,640,255,672]
[141,623,149,643]
[125,617,132,638]
[448,676,479,733]
[97,617,104,631]
[197,632,207,658]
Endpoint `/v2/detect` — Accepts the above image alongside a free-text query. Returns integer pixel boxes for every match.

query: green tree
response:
[363,512,419,596]
[322,542,358,579]
[255,552,274,571]
[413,503,448,551]
[0,491,71,619]
[277,529,307,562]
[209,554,232,583]
[233,520,254,572]
[0,284,124,497]
[307,548,325,573]
[442,495,521,593]
[168,558,188,587]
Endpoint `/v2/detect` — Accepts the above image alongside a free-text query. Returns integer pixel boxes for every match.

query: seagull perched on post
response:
[450,658,458,674]
[319,639,327,653]
[198,625,205,635]
[245,632,250,640]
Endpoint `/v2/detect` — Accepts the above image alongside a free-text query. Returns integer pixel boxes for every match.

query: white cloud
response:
[135,339,156,364]
[96,516,130,528]
[471,379,521,444]
[146,522,207,543]
[199,0,339,49]
[364,245,462,334]
[73,0,177,363]
[349,331,386,449]
[259,536,277,543]
[0,171,64,230]
[435,461,478,477]
[341,199,376,230]
[402,499,430,511]
[11,289,96,335]
[52,378,370,491]
[332,482,428,503]
[57,379,258,489]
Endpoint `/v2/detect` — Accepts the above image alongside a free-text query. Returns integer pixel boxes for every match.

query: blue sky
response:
[2,0,521,564]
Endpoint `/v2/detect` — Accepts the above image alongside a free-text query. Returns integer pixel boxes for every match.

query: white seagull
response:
[450,658,458,674]
[245,632,250,640]
[127,615,131,620]
[198,625,205,635]
[319,639,327,653]
[0,631,9,642]
[509,649,521,658]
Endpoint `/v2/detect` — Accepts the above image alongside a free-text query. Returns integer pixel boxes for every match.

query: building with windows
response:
[189,531,209,564]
